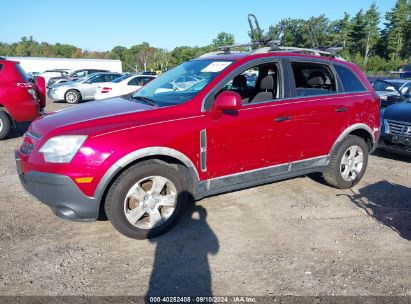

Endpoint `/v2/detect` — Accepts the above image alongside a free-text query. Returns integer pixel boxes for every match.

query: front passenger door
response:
[205,60,293,179]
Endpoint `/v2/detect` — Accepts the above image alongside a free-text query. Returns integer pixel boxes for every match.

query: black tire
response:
[0,111,11,140]
[322,135,369,189]
[105,160,189,239]
[64,90,81,104]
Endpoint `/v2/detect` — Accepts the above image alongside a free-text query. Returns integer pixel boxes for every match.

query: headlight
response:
[380,95,388,100]
[383,120,390,134]
[39,135,87,163]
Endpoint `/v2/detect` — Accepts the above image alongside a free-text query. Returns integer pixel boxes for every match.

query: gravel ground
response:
[0,100,410,297]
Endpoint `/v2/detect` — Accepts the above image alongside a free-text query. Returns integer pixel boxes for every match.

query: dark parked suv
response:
[16,46,380,239]
[0,57,45,140]
[380,99,411,155]
[47,68,109,87]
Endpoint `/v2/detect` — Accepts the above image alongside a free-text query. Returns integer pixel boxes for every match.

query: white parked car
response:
[94,74,157,100]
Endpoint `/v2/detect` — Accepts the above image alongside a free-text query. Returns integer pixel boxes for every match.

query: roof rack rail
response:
[265,46,345,59]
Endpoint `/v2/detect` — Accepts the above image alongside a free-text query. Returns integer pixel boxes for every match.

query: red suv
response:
[0,57,45,140]
[15,50,380,239]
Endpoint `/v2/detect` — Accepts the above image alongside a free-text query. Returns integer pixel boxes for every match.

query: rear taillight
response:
[17,82,38,100]
[101,87,112,93]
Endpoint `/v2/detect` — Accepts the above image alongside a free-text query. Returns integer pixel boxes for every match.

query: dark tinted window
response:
[0,64,3,73]
[334,65,366,92]
[129,76,154,86]
[106,74,120,81]
[143,77,155,85]
[89,74,105,83]
[112,74,132,83]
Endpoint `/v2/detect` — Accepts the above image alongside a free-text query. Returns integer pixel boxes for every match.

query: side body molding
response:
[94,147,199,199]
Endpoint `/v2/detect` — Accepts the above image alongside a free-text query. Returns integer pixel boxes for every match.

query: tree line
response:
[1,0,410,74]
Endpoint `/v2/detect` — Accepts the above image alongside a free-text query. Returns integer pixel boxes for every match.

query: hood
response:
[32,97,155,135]
[382,102,411,122]
[51,79,82,88]
[376,91,399,97]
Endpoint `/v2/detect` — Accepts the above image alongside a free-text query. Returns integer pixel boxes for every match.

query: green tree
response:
[170,46,200,65]
[305,15,332,48]
[384,0,410,59]
[329,12,350,49]
[364,3,380,63]
[268,18,307,47]
[212,32,235,47]
[347,10,368,57]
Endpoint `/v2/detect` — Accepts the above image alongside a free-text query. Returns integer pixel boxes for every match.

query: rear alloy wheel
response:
[105,160,188,239]
[322,135,369,189]
[64,90,81,104]
[340,145,364,182]
[0,111,11,140]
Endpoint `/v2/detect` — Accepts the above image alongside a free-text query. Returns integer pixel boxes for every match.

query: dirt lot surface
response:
[0,100,410,297]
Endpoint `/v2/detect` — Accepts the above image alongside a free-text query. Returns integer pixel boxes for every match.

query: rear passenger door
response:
[287,60,352,161]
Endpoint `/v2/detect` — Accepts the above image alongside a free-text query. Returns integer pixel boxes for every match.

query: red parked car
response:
[0,57,45,140]
[16,49,380,239]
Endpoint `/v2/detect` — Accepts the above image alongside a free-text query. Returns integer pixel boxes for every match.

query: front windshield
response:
[130,59,233,106]
[375,80,403,92]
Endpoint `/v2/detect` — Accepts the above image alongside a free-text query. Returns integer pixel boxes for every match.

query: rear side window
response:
[334,65,366,93]
[291,62,336,97]
[143,77,155,85]
[106,74,120,82]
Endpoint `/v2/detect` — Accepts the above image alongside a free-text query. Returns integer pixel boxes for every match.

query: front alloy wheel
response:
[105,160,188,239]
[65,90,80,104]
[123,175,177,229]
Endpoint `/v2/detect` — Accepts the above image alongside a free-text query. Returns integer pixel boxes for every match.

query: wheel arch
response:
[330,123,376,156]
[0,104,14,125]
[65,88,82,100]
[94,147,200,207]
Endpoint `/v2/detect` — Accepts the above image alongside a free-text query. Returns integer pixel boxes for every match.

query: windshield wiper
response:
[131,96,156,106]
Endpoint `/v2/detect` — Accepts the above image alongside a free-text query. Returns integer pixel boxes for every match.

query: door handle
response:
[274,116,291,122]
[335,107,348,112]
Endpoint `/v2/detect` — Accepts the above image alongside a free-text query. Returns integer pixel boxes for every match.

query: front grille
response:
[386,120,411,137]
[20,142,34,155]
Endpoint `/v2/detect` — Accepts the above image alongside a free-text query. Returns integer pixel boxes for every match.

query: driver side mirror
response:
[212,91,242,114]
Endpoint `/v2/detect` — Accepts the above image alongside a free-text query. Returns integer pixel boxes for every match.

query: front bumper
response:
[47,88,66,101]
[378,135,411,155]
[16,152,100,221]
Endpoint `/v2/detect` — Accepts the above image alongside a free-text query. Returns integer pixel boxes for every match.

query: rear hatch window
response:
[15,63,30,82]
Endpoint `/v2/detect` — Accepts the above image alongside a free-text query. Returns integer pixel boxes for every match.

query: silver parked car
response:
[48,72,122,103]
